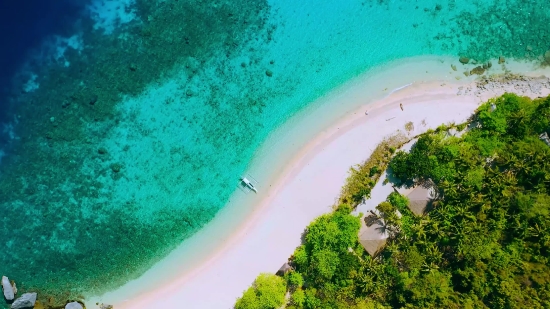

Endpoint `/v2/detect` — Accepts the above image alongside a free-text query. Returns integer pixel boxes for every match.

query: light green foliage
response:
[291,289,305,307]
[464,166,485,190]
[237,287,262,309]
[235,273,287,309]
[387,192,409,212]
[286,271,304,289]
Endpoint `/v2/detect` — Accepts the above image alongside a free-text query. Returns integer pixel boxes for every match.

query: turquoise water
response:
[0,0,548,305]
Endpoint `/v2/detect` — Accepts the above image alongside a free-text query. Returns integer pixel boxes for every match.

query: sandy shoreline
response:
[86,57,550,309]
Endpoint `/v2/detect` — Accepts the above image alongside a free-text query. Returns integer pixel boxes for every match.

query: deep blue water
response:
[0,0,86,124]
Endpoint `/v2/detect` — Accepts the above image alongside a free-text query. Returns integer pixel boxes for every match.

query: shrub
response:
[235,273,287,309]
[369,166,380,177]
[291,289,306,307]
[286,271,304,289]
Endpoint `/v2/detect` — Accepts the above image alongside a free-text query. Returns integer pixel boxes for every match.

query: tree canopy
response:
[235,273,287,309]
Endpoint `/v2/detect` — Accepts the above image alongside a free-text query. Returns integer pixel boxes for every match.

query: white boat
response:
[240,174,258,193]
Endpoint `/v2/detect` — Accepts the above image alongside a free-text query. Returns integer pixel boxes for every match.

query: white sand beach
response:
[86,57,550,309]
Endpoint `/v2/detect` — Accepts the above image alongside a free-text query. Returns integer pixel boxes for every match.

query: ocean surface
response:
[0,0,548,305]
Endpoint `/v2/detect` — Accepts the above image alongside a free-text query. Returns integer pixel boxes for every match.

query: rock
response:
[545,50,550,60]
[100,304,113,309]
[499,56,505,64]
[487,61,492,68]
[110,163,122,173]
[470,66,486,75]
[11,292,37,309]
[451,64,457,71]
[459,57,469,64]
[33,301,44,309]
[65,301,84,309]
[98,147,108,155]
[2,276,14,301]
[526,45,533,51]
[463,71,470,77]
[265,70,273,77]
[89,94,98,105]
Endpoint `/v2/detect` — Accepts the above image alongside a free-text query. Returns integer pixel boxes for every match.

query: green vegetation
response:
[235,273,287,309]
[239,93,550,308]
[340,134,409,207]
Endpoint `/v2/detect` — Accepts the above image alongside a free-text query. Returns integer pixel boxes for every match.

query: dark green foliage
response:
[294,205,361,285]
[283,94,550,308]
[389,134,446,183]
[369,166,380,177]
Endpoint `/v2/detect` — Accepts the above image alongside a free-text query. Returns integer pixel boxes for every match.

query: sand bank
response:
[86,57,550,308]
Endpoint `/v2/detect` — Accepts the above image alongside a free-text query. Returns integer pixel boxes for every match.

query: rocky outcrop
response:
[2,276,14,301]
[470,66,486,75]
[455,74,550,99]
[65,301,84,309]
[10,292,36,309]
[459,57,469,64]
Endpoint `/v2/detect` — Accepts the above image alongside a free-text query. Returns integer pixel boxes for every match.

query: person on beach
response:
[400,103,404,111]
[365,110,368,115]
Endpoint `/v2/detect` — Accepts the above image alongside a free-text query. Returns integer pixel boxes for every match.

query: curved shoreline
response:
[86,57,550,308]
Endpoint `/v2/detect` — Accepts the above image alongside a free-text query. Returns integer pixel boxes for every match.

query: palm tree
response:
[527,223,544,238]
